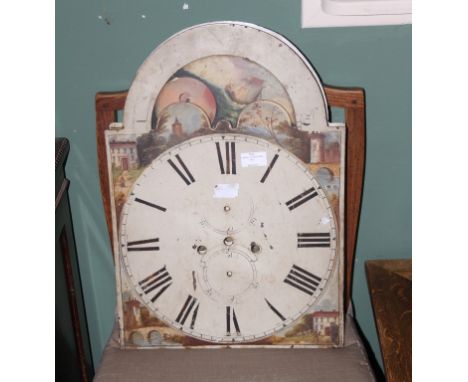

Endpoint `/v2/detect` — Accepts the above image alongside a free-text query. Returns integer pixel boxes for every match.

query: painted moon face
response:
[155,77,217,122]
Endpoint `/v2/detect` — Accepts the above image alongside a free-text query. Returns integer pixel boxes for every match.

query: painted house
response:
[110,140,138,170]
[310,133,341,164]
[312,311,339,336]
[171,118,183,136]
[324,141,340,163]
[310,132,325,163]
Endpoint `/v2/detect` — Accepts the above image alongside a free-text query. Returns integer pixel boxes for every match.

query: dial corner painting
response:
[106,22,346,349]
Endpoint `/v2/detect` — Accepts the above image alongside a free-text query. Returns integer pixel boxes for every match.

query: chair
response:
[93,86,376,381]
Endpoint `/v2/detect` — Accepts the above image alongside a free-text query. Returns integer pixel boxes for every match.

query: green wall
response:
[56,0,411,368]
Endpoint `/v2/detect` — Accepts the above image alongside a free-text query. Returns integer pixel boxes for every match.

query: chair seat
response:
[94,314,375,382]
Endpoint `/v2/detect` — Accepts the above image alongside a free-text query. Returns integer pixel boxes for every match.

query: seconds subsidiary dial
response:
[120,134,337,343]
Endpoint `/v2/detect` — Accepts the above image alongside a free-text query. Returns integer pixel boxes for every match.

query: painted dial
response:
[120,134,337,343]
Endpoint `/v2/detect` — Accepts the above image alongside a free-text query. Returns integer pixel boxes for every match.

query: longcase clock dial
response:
[119,134,338,343]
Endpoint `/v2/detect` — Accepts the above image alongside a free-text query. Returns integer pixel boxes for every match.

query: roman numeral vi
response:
[226,306,241,336]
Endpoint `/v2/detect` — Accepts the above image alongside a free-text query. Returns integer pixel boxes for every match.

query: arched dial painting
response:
[106,22,345,348]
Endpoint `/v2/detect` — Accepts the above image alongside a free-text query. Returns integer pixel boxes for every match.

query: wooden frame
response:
[95,86,365,309]
[366,259,411,381]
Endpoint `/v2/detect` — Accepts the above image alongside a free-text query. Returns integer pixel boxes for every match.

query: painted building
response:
[324,141,340,163]
[110,140,138,170]
[310,133,341,164]
[312,311,339,336]
[172,118,183,136]
[310,132,325,163]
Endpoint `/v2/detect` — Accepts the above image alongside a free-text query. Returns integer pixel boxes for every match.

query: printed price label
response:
[240,151,267,167]
[213,183,239,198]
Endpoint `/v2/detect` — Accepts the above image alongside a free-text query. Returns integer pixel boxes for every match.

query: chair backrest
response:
[95,86,365,309]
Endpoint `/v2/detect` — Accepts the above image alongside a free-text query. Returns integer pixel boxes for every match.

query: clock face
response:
[119,134,338,343]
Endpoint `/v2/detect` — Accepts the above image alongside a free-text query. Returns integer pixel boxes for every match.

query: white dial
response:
[120,134,337,343]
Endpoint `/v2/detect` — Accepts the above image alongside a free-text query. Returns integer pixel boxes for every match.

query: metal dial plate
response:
[119,134,338,343]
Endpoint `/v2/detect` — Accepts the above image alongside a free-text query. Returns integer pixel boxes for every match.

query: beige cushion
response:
[94,314,375,382]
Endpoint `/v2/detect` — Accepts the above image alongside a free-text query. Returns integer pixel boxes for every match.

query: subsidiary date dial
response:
[120,134,338,343]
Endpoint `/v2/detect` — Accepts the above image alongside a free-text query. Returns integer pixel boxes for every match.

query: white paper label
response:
[213,183,239,198]
[240,151,267,167]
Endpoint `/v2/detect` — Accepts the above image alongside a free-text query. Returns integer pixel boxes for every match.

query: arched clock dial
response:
[123,22,329,135]
[119,134,338,343]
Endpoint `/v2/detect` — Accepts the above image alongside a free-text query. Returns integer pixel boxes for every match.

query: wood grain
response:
[366,260,412,382]
[95,85,366,310]
[324,85,366,308]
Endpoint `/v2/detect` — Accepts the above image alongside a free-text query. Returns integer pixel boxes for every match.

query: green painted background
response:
[56,0,411,369]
